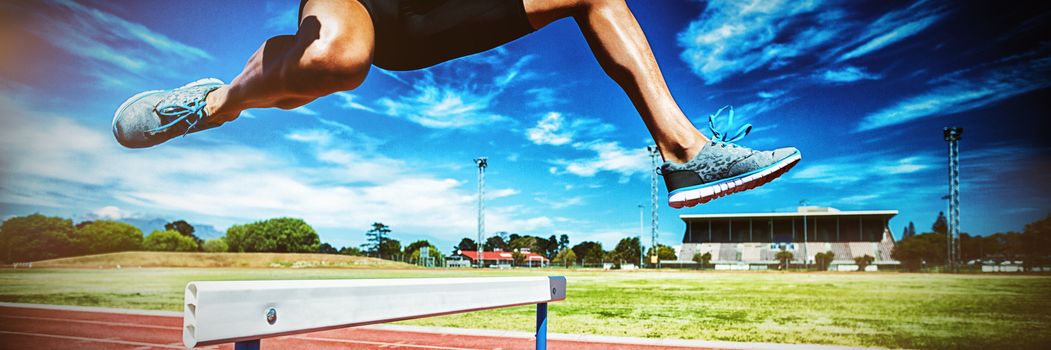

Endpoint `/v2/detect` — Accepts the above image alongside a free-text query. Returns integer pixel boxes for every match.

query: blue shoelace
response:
[147,97,208,137]
[708,105,752,143]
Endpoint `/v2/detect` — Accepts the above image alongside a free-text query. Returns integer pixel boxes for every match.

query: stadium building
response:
[677,207,899,270]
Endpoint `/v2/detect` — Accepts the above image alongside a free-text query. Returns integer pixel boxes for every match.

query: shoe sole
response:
[668,151,801,208]
[111,78,224,143]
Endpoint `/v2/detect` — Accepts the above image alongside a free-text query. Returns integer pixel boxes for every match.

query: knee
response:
[287,37,372,96]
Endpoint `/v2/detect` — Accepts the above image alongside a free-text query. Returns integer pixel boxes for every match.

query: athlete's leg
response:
[204,0,374,122]
[523,0,706,164]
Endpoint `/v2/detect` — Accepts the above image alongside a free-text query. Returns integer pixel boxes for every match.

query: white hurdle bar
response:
[183,276,567,349]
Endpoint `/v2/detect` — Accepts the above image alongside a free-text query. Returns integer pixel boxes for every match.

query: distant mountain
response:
[75,213,224,240]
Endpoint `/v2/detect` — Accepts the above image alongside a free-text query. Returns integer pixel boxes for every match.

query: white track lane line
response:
[0,330,186,349]
[293,335,483,350]
[0,314,181,331]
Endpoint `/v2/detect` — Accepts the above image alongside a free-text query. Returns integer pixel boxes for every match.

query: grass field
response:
[2,255,1050,349]
[29,251,416,269]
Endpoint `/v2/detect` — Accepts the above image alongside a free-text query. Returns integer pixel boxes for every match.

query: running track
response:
[0,304,871,350]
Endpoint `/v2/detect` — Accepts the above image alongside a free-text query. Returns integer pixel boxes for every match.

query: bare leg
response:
[203,0,375,122]
[523,0,707,163]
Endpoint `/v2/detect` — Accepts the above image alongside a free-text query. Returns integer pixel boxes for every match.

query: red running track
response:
[0,305,720,350]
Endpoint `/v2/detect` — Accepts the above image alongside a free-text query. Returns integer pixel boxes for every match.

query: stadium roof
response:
[680,207,898,220]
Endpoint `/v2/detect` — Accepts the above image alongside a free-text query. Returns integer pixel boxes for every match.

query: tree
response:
[554,248,576,267]
[225,218,320,253]
[0,214,76,262]
[908,222,917,239]
[571,241,604,266]
[1022,213,1051,270]
[143,230,198,252]
[692,252,712,268]
[544,235,560,259]
[404,240,431,257]
[73,220,143,255]
[509,235,537,251]
[338,246,364,256]
[558,234,570,251]
[203,238,229,252]
[854,255,875,271]
[775,249,793,270]
[380,238,402,261]
[361,222,391,258]
[647,244,677,262]
[453,238,476,255]
[932,212,948,235]
[511,250,527,266]
[317,242,338,254]
[165,220,202,247]
[892,233,947,271]
[410,245,443,264]
[485,235,509,252]
[814,251,835,271]
[612,237,641,265]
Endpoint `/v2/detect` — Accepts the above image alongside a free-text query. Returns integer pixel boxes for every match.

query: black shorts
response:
[299,0,536,71]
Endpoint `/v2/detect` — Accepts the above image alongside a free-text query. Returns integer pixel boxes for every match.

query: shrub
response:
[0,214,76,262]
[855,255,875,271]
[225,218,320,253]
[143,230,199,252]
[203,238,229,253]
[74,220,143,255]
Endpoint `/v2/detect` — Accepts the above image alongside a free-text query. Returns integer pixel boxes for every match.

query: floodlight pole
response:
[800,200,808,270]
[638,204,644,268]
[475,157,488,268]
[647,146,660,269]
[944,127,962,272]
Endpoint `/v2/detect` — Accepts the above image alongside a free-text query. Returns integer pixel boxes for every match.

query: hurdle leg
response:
[234,339,260,350]
[535,302,548,350]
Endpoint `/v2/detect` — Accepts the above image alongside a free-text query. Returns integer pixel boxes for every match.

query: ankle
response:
[204,86,239,122]
[661,135,708,164]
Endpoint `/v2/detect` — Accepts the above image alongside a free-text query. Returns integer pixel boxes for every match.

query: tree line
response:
[891,212,1051,271]
[451,232,676,267]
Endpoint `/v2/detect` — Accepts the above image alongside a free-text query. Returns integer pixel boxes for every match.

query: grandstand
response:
[677,207,898,270]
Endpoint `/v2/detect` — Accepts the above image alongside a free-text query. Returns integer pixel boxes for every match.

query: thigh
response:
[371,0,536,71]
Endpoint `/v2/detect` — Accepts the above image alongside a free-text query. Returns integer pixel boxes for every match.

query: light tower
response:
[637,204,644,268]
[474,157,488,268]
[800,199,809,270]
[944,127,962,272]
[646,146,660,269]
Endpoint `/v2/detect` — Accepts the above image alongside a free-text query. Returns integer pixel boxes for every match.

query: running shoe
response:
[660,106,800,208]
[112,78,225,148]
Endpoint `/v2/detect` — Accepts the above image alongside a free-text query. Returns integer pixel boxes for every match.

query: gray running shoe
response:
[112,78,226,148]
[660,106,800,208]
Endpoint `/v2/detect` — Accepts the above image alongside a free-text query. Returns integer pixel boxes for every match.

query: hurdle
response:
[183,276,567,349]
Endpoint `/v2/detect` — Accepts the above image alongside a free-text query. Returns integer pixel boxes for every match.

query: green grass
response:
[1,268,1049,349]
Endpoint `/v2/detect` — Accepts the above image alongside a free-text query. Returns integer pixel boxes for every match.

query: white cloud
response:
[525,87,568,108]
[0,95,546,239]
[91,206,135,220]
[536,196,585,209]
[819,66,881,83]
[552,141,650,181]
[677,0,833,84]
[677,0,944,84]
[857,55,1051,131]
[837,1,945,62]
[289,106,318,116]
[526,112,616,146]
[14,0,211,82]
[360,51,535,130]
[265,0,299,33]
[332,92,378,114]
[790,153,938,185]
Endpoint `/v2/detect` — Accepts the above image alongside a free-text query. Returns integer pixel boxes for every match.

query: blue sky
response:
[1,0,1049,253]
